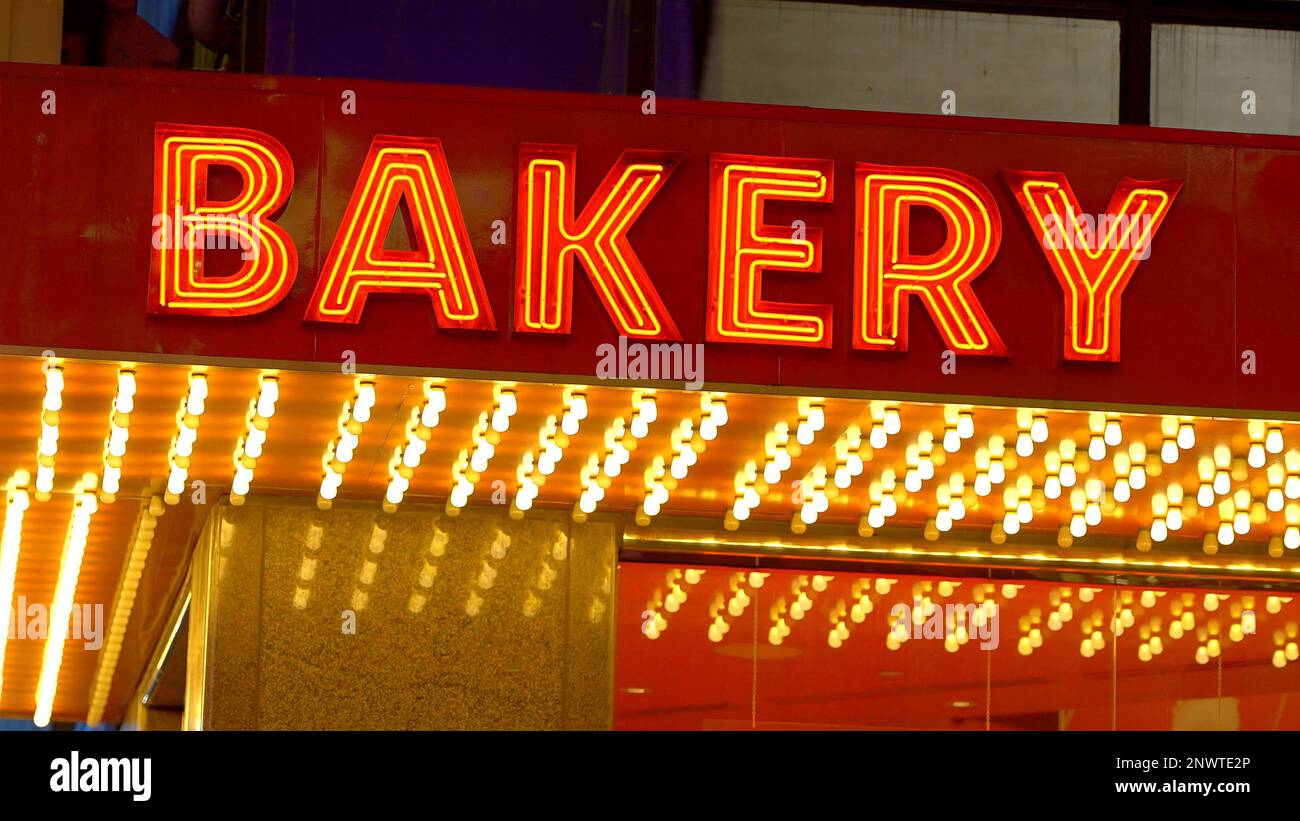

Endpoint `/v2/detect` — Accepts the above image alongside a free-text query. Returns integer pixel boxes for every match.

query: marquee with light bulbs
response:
[3,63,1300,726]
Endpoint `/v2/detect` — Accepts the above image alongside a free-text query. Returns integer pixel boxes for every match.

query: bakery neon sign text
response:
[149,123,1182,363]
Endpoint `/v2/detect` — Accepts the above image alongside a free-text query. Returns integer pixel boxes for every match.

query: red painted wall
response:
[3,63,1299,414]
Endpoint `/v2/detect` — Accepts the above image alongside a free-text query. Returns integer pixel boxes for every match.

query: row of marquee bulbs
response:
[574,391,660,517]
[730,397,837,529]
[31,363,289,508]
[447,385,520,513]
[759,402,1300,550]
[316,379,735,519]
[318,379,379,507]
[16,364,282,725]
[29,363,1300,542]
[297,383,1290,544]
[635,393,730,524]
[10,364,276,722]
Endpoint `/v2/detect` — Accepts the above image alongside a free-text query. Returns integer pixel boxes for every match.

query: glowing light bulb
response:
[1028,415,1047,444]
[884,408,901,435]
[1266,427,1284,454]
[1103,418,1121,446]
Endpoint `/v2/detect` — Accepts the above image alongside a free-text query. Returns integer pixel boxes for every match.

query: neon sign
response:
[707,154,834,348]
[150,123,297,317]
[1003,171,1180,362]
[150,124,1182,361]
[516,144,681,339]
[306,135,494,329]
[854,163,1005,355]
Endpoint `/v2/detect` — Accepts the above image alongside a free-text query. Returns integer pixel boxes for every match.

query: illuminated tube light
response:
[231,375,279,506]
[86,496,165,726]
[1067,487,1088,539]
[1041,451,1061,500]
[575,453,606,520]
[33,492,98,727]
[0,489,31,701]
[317,378,377,510]
[1114,442,1148,502]
[1158,416,1179,464]
[1058,440,1078,488]
[35,364,65,501]
[164,372,208,506]
[1149,483,1185,543]
[512,419,556,516]
[512,388,586,518]
[1083,478,1105,527]
[383,381,446,512]
[628,390,658,442]
[1232,489,1253,536]
[1195,455,1216,508]
[99,369,136,503]
[446,384,516,515]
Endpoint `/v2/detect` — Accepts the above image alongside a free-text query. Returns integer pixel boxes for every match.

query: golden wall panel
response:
[193,499,617,730]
